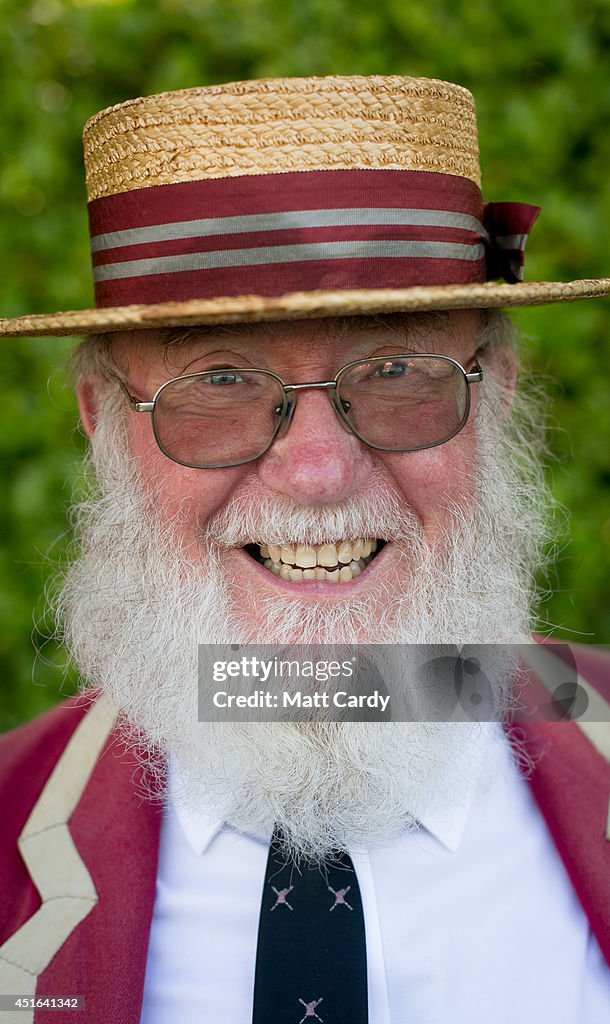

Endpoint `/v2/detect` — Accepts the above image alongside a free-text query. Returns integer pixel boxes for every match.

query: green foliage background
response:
[1,0,609,731]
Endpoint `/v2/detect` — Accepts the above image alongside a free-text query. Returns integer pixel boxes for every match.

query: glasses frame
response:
[113,353,483,470]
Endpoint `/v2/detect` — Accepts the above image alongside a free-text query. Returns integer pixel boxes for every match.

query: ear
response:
[479,342,519,420]
[77,377,105,439]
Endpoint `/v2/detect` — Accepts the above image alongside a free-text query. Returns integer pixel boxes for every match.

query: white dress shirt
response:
[141,728,610,1022]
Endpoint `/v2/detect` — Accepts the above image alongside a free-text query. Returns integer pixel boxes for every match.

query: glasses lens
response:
[153,370,285,468]
[337,355,469,451]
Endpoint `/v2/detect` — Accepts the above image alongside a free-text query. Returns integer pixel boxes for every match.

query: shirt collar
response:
[168,762,271,856]
[415,779,478,853]
[170,788,224,856]
[169,725,505,857]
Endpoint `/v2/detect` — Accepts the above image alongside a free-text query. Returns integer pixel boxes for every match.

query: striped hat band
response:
[88,169,540,308]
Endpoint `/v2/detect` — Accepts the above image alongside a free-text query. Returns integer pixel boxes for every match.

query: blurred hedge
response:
[1,0,609,731]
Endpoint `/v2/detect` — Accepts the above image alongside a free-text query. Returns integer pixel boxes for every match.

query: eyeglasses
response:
[114,354,483,469]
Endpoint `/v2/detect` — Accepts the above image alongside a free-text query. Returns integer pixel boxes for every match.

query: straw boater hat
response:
[2,74,609,337]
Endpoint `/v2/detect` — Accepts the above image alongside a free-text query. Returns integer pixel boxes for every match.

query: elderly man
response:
[1,75,610,1023]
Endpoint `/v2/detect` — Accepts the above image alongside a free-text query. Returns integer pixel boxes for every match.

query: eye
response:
[207,371,244,385]
[374,359,409,379]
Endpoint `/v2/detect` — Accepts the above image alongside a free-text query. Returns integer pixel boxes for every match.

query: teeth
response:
[257,537,381,582]
[280,544,296,564]
[337,541,353,564]
[295,544,317,568]
[272,562,371,584]
[318,543,338,567]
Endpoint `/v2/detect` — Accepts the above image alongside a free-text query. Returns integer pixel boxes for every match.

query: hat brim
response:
[1,279,609,337]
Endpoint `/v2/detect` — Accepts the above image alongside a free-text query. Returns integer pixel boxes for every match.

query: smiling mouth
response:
[245,538,383,582]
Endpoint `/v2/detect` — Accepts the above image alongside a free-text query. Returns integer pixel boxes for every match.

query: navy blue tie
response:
[252,828,368,1023]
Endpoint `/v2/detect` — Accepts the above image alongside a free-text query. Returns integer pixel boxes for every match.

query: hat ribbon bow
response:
[484,202,541,283]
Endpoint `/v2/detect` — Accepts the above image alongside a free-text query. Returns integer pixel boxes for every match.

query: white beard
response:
[54,381,550,862]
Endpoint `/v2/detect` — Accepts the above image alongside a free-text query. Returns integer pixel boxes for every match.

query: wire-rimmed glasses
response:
[114,353,483,469]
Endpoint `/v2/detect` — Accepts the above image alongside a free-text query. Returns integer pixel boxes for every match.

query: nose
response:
[256,387,375,506]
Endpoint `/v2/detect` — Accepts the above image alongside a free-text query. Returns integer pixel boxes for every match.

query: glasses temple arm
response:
[108,372,155,412]
[465,363,483,384]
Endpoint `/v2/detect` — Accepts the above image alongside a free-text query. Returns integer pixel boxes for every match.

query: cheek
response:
[123,414,247,543]
[380,427,480,539]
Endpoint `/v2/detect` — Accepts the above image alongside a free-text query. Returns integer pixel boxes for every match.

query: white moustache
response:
[200,471,421,550]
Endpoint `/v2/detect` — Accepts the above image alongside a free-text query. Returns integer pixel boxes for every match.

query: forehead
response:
[112,310,482,377]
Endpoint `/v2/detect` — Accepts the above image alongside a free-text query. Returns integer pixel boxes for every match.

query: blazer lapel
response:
[40,708,164,1023]
[512,642,610,967]
[0,695,164,1024]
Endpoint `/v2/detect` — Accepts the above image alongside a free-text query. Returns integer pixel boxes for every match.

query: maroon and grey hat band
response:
[87,169,541,307]
[484,201,541,283]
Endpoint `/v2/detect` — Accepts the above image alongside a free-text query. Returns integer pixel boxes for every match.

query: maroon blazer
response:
[1,642,610,1023]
